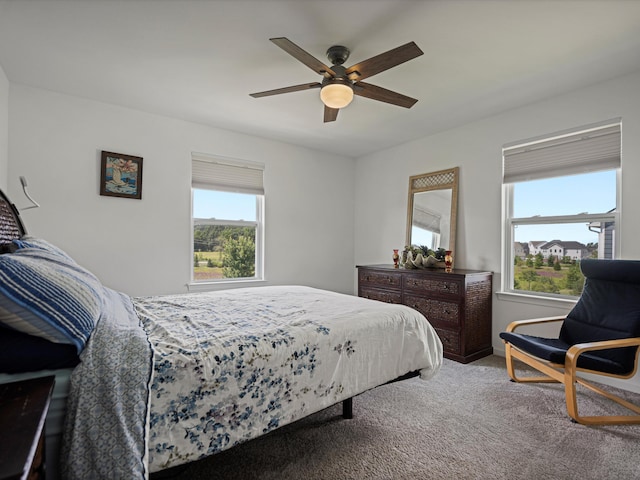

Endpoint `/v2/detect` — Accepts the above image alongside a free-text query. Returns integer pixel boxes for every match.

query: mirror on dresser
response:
[405,167,459,253]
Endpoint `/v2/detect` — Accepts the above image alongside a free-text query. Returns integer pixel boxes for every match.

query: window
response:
[502,120,620,298]
[191,153,264,283]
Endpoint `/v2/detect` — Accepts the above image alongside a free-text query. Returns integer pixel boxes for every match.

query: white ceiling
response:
[1,0,640,158]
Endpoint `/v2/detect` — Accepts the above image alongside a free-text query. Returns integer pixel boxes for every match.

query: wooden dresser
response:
[357,264,493,363]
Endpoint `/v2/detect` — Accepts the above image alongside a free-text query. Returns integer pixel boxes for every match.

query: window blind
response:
[413,207,441,234]
[502,120,621,183]
[192,152,264,195]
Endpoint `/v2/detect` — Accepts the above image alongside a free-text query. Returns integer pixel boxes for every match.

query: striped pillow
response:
[13,235,76,261]
[0,247,104,352]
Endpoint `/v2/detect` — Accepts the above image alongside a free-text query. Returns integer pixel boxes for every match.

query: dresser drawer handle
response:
[364,275,370,281]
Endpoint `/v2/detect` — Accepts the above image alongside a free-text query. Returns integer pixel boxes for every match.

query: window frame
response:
[500,121,621,302]
[189,153,265,288]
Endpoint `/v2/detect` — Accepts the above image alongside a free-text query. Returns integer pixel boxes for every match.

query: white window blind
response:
[192,152,264,195]
[503,120,621,183]
[413,207,441,233]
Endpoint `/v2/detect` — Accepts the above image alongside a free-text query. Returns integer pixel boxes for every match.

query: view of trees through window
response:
[513,249,593,297]
[193,225,256,281]
[192,189,259,282]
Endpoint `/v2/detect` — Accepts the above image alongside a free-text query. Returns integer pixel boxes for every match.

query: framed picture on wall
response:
[100,151,143,199]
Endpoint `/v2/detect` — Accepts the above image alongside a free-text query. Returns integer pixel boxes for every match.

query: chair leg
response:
[505,344,561,383]
[564,368,640,425]
[564,370,580,421]
[342,398,353,419]
[504,342,640,425]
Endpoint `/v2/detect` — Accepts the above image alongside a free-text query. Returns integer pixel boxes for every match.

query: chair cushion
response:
[500,332,568,363]
[559,259,640,371]
[580,258,640,283]
[499,331,632,375]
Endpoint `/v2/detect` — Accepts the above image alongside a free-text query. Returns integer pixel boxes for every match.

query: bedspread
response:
[63,285,442,479]
[61,287,153,479]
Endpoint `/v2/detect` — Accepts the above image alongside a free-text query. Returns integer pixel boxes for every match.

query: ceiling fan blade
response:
[270,37,336,78]
[345,42,423,82]
[250,82,321,98]
[354,82,418,108]
[324,105,339,123]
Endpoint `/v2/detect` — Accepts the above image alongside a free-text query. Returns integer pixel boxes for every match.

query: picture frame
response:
[100,151,143,199]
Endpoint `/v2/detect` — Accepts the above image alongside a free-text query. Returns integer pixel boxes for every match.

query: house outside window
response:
[502,120,620,299]
[191,153,265,284]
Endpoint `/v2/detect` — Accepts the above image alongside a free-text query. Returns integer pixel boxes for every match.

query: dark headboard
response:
[0,189,26,250]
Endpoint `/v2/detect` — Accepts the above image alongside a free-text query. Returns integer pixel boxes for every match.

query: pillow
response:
[0,247,104,352]
[13,235,75,261]
[0,325,80,373]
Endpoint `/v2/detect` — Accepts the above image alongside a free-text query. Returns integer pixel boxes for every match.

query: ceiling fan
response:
[249,37,423,122]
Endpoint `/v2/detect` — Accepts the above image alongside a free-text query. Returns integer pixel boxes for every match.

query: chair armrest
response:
[505,316,566,333]
[566,337,640,363]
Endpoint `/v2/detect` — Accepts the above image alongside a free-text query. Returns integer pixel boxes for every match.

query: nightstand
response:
[0,376,55,480]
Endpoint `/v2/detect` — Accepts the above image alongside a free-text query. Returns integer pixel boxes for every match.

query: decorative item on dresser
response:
[357,264,493,363]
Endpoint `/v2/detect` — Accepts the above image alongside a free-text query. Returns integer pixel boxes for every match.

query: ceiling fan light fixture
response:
[320,82,354,109]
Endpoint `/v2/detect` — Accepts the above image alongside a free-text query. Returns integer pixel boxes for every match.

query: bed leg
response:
[342,397,353,419]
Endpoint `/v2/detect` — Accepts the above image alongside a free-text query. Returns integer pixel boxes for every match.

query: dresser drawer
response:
[359,286,402,304]
[404,293,460,328]
[403,275,461,297]
[435,328,460,355]
[358,269,402,290]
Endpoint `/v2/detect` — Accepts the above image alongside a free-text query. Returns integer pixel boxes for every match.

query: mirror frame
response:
[406,167,459,254]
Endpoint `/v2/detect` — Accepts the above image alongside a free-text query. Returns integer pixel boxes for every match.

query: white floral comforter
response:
[63,285,442,479]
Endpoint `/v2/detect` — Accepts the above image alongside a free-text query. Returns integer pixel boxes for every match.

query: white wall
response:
[6,68,640,392]
[0,64,8,190]
[7,85,355,296]
[355,70,640,392]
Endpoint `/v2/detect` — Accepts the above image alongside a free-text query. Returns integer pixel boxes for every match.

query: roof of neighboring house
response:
[529,241,546,248]
[540,240,587,250]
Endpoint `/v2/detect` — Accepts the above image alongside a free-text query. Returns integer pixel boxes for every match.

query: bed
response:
[0,188,443,479]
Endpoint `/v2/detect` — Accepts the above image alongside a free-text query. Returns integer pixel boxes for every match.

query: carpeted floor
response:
[155,355,640,480]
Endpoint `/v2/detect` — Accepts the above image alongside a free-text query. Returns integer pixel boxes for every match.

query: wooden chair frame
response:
[503,316,640,425]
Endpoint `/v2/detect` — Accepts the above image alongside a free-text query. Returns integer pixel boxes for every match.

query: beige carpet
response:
[154,355,640,480]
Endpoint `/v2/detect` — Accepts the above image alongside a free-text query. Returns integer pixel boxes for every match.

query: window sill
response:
[187,279,267,292]
[496,291,577,309]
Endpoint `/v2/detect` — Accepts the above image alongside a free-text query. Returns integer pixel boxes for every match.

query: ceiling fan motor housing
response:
[326,45,350,66]
[322,65,351,87]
